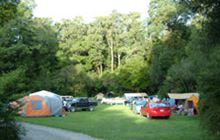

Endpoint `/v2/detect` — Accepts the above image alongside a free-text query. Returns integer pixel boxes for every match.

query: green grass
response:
[18,105,211,140]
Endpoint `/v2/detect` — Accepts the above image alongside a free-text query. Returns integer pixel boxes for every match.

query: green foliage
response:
[0,69,25,99]
[0,105,23,140]
[197,47,220,136]
[0,0,26,139]
[148,28,190,94]
[51,65,94,96]
[0,0,58,139]
[116,57,149,94]
[100,57,149,96]
[159,60,197,96]
[0,0,20,26]
[179,0,220,136]
[0,69,24,140]
[147,0,220,136]
[56,17,88,65]
[147,0,177,39]
[55,11,149,96]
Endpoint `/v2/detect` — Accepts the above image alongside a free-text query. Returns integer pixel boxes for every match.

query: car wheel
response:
[89,106,94,111]
[70,107,76,112]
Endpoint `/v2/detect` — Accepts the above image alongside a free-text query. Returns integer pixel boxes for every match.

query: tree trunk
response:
[100,64,103,77]
[110,44,114,72]
[107,30,114,72]
[118,53,121,68]
[97,66,100,76]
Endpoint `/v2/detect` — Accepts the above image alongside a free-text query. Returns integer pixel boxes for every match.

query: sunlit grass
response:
[18,104,211,140]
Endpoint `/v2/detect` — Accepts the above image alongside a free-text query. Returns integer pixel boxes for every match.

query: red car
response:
[140,102,171,119]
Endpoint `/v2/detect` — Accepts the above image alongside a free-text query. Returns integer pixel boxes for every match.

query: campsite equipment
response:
[132,99,147,114]
[19,90,63,117]
[168,93,199,115]
[187,95,199,113]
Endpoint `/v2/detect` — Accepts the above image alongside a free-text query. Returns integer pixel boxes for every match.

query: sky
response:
[33,0,149,22]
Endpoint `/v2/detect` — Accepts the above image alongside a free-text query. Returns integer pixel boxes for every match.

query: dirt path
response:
[20,123,100,140]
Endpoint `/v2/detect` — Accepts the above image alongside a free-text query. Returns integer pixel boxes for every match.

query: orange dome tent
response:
[19,90,63,117]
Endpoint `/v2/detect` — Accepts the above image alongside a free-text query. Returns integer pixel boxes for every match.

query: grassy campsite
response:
[18,104,208,140]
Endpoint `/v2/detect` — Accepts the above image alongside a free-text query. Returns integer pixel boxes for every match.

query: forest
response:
[0,0,220,139]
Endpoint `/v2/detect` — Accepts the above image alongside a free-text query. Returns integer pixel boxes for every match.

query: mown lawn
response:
[18,104,210,140]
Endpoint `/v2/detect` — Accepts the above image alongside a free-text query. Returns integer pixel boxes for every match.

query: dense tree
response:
[0,0,26,139]
[147,0,220,136]
[57,17,88,65]
[147,0,190,95]
[0,0,58,139]
[55,11,149,96]
[85,20,107,76]
[116,56,149,94]
[51,64,94,96]
[179,0,220,136]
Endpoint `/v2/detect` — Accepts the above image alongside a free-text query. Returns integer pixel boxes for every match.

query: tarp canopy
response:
[168,93,200,115]
[168,93,199,100]
[124,93,148,99]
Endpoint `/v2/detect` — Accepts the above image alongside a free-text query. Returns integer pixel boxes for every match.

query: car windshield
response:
[135,100,146,106]
[150,103,168,108]
[72,98,79,102]
[128,97,135,102]
[65,99,72,102]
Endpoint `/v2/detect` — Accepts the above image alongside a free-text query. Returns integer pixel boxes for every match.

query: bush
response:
[0,69,25,140]
[0,103,23,140]
[198,47,220,136]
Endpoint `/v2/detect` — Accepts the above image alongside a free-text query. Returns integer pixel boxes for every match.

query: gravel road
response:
[20,123,100,140]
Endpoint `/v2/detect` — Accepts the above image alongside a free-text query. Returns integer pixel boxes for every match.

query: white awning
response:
[168,93,199,99]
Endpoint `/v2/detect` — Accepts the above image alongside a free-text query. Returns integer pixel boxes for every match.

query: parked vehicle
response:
[129,97,146,110]
[127,97,137,110]
[101,97,113,104]
[61,96,74,111]
[124,97,134,106]
[101,97,126,105]
[132,99,147,114]
[140,102,171,119]
[68,97,97,112]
